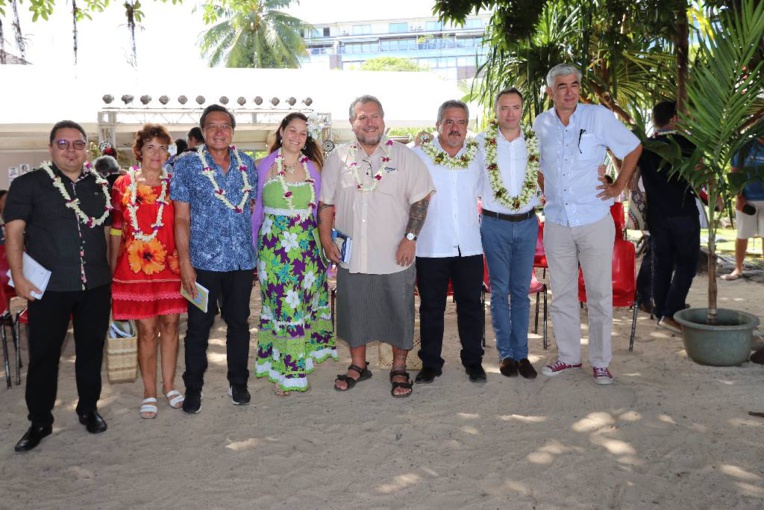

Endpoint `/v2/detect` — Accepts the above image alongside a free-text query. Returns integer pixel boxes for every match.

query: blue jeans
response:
[480,215,538,361]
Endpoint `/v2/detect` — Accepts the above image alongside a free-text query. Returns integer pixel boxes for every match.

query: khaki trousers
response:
[544,214,614,368]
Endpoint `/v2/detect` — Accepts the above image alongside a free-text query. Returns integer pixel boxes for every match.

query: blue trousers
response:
[480,215,538,361]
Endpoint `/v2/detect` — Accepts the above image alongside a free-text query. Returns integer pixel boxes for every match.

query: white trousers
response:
[544,214,614,368]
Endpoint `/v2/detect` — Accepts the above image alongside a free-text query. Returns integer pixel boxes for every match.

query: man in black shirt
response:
[6,120,113,452]
[638,101,699,333]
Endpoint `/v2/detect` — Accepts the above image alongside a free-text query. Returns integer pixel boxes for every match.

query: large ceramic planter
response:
[673,308,760,366]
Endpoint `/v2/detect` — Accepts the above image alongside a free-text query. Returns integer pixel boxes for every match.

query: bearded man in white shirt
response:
[412,100,486,384]
[533,63,642,385]
[477,88,543,380]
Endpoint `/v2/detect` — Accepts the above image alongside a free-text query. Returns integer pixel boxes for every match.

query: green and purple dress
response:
[253,160,336,392]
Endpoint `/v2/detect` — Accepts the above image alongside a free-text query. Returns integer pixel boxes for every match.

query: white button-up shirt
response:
[533,103,640,227]
[476,129,541,214]
[413,137,482,258]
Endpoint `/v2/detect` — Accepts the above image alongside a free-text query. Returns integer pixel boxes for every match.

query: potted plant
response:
[667,0,763,365]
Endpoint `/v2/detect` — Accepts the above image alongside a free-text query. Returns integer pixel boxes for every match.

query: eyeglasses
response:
[142,144,169,154]
[55,139,87,151]
[204,124,232,133]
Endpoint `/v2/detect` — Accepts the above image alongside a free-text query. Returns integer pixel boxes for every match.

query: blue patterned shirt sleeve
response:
[170,147,257,271]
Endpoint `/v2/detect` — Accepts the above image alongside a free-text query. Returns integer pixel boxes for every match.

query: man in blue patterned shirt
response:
[171,104,258,414]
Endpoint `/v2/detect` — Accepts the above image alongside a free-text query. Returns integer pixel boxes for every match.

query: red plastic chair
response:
[0,284,18,388]
[578,237,638,352]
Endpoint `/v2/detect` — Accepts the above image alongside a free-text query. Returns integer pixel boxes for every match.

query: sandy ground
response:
[1,271,763,510]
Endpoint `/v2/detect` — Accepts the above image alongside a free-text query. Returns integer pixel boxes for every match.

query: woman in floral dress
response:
[110,124,186,418]
[252,113,336,396]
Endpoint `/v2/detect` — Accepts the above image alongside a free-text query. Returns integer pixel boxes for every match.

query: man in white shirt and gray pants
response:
[533,64,642,385]
[412,99,486,384]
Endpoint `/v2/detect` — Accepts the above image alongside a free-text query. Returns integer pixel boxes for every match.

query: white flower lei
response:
[275,149,316,212]
[40,161,112,227]
[198,145,253,213]
[126,165,169,242]
[420,137,479,170]
[484,120,541,210]
[347,139,394,192]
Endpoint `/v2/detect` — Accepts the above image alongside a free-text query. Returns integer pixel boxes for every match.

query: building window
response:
[425,21,443,31]
[465,18,482,29]
[352,24,372,35]
[389,22,408,33]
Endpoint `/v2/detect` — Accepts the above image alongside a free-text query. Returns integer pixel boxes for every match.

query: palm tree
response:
[669,0,764,323]
[10,0,26,60]
[199,0,308,68]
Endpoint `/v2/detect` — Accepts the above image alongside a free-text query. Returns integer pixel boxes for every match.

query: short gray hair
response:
[93,155,120,176]
[437,100,469,124]
[349,95,384,121]
[546,63,582,88]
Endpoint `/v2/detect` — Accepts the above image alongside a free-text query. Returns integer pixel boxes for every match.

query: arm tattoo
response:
[317,202,332,225]
[406,196,430,235]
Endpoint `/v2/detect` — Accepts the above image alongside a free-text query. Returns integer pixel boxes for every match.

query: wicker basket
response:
[378,335,423,370]
[106,321,138,383]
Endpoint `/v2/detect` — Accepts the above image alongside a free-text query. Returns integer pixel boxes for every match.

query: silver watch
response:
[405,232,417,241]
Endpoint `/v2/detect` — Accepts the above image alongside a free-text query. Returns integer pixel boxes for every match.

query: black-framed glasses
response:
[55,139,87,151]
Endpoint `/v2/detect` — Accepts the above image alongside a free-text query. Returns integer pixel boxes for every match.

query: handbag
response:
[105,320,138,383]
[626,189,648,231]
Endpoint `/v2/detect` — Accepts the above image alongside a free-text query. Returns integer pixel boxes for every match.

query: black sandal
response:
[334,362,372,391]
[389,370,413,398]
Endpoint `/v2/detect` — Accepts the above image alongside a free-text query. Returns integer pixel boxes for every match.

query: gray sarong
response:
[336,265,416,349]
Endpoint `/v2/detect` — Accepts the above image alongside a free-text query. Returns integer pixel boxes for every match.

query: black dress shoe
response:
[78,411,108,434]
[415,367,442,384]
[466,364,487,382]
[499,357,518,377]
[517,358,538,379]
[15,424,52,453]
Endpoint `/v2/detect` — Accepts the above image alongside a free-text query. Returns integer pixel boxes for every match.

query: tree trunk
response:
[72,0,79,66]
[674,0,689,113]
[0,19,5,65]
[11,0,26,60]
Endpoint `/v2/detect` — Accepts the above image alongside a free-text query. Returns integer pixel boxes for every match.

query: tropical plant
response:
[199,0,308,68]
[668,0,764,323]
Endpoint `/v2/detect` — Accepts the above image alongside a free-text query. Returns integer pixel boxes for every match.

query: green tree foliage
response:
[199,0,308,68]
[360,56,424,72]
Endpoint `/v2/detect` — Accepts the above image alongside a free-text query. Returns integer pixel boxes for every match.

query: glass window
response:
[389,22,408,33]
[352,24,371,35]
[466,18,482,29]
[425,21,443,31]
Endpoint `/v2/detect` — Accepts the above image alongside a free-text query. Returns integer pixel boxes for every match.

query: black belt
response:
[482,209,536,222]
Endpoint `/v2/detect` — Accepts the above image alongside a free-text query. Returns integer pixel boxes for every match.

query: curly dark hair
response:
[268,112,324,168]
[132,124,173,162]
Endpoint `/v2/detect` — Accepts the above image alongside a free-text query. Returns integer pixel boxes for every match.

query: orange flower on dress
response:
[167,249,180,275]
[127,238,167,275]
[137,184,158,205]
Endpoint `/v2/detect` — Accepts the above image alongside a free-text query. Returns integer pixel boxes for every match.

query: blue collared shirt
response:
[533,103,640,227]
[170,146,258,271]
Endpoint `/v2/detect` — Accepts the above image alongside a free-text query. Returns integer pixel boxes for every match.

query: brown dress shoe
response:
[517,358,538,379]
[499,358,518,377]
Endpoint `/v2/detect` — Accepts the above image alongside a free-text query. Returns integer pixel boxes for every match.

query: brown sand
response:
[1,272,762,509]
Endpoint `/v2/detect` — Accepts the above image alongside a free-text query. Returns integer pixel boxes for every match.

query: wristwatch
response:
[405,232,417,241]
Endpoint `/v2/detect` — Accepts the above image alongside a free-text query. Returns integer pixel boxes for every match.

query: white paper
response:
[7,252,51,299]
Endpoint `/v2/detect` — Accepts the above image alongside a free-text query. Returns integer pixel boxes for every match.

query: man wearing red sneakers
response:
[533,64,642,385]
